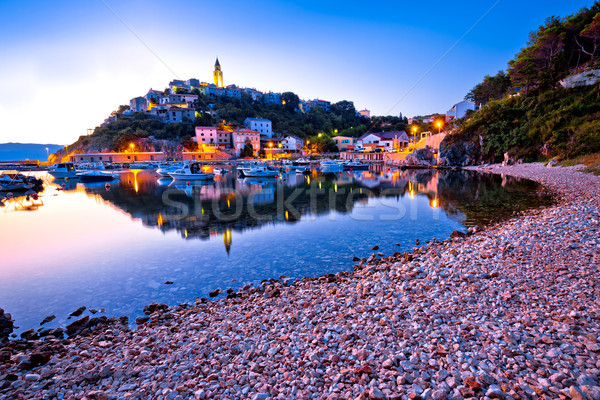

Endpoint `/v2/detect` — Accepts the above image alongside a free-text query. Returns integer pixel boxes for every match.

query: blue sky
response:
[0,0,594,144]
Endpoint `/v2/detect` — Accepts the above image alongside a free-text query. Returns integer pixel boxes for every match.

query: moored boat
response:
[342,160,369,171]
[292,158,311,166]
[168,162,215,181]
[77,170,119,183]
[320,160,344,174]
[243,166,279,178]
[156,163,183,177]
[48,162,78,179]
[0,172,44,192]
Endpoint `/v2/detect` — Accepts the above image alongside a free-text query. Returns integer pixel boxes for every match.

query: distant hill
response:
[0,143,64,162]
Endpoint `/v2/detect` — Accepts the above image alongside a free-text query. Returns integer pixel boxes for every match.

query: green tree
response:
[577,13,600,61]
[117,104,130,114]
[465,71,512,105]
[281,92,300,111]
[194,112,215,126]
[240,143,254,158]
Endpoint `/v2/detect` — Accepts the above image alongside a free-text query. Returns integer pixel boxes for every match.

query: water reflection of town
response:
[59,166,552,255]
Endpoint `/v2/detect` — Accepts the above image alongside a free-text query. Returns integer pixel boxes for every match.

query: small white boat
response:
[214,168,228,175]
[237,162,268,176]
[48,162,78,179]
[320,160,344,174]
[156,163,183,177]
[292,158,311,166]
[168,162,215,181]
[243,167,279,178]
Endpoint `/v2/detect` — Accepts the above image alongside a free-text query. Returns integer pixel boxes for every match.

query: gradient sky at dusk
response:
[0,0,594,144]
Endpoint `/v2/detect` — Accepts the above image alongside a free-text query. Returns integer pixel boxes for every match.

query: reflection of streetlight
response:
[45,147,49,161]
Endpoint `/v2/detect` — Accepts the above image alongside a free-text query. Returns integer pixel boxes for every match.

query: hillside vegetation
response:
[443,2,600,164]
[462,85,600,162]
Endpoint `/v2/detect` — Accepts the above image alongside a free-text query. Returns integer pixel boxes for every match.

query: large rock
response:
[0,308,14,343]
[403,147,436,167]
[66,316,89,336]
[438,133,482,166]
[502,152,515,166]
[143,303,169,315]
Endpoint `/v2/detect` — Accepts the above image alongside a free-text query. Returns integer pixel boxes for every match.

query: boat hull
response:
[168,173,215,181]
[243,172,278,178]
[78,174,115,183]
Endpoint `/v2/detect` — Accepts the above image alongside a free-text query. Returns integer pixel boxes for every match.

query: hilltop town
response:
[56,58,477,165]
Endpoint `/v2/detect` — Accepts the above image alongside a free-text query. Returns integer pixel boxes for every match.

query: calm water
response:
[0,166,551,333]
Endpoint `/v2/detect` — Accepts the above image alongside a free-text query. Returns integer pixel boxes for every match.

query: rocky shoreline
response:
[1,163,600,400]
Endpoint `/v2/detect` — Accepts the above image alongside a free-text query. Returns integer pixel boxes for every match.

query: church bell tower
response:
[213,57,223,88]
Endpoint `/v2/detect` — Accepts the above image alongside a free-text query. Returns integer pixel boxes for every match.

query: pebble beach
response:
[1,163,599,400]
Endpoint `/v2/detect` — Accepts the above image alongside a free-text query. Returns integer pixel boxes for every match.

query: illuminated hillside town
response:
[80,57,474,164]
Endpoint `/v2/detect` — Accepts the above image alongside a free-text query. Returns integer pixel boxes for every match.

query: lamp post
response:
[412,126,418,146]
[436,121,442,135]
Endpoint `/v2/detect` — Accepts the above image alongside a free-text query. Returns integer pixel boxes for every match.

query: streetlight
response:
[318,133,323,138]
[436,121,442,135]
[130,143,135,152]
[412,126,418,144]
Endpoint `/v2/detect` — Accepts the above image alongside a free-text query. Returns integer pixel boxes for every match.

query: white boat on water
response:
[76,170,119,183]
[243,166,279,178]
[320,160,344,174]
[292,158,311,166]
[156,163,183,177]
[48,162,78,179]
[168,162,215,181]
